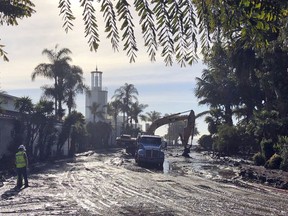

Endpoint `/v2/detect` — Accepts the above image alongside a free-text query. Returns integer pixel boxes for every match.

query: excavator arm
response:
[146,110,195,157]
[146,112,189,135]
[146,110,195,148]
[179,110,195,148]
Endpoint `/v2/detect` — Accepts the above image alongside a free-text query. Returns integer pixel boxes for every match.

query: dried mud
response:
[1,147,288,216]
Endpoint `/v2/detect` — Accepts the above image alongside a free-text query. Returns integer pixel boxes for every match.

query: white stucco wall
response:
[0,93,19,112]
[0,118,14,157]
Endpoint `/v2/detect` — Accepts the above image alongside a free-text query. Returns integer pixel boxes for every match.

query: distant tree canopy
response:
[1,1,287,65]
[0,0,35,61]
[194,19,288,169]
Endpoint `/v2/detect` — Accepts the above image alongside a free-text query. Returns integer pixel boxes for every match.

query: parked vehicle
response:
[116,134,137,155]
[135,134,164,167]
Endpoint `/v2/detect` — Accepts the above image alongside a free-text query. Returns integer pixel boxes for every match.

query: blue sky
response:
[1,1,208,137]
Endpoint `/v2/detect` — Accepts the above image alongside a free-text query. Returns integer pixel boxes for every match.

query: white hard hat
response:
[18,145,26,151]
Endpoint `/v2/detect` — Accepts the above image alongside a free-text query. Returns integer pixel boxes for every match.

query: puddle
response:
[163,151,238,180]
[163,160,186,176]
[163,160,170,174]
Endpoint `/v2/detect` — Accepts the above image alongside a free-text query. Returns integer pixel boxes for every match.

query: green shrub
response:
[252,152,265,166]
[214,124,239,156]
[198,135,213,151]
[274,136,288,154]
[274,136,288,171]
[280,158,288,171]
[265,154,282,169]
[261,139,275,160]
[280,148,288,171]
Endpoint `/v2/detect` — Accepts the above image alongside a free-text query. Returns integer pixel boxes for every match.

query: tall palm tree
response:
[14,96,34,115]
[107,100,122,135]
[31,44,72,120]
[87,102,105,123]
[113,83,138,124]
[195,43,238,126]
[64,65,89,115]
[129,102,148,124]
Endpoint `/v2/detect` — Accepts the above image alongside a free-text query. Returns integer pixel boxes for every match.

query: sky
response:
[0,1,208,137]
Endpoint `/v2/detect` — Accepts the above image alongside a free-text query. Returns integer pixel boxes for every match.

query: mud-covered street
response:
[1,147,288,216]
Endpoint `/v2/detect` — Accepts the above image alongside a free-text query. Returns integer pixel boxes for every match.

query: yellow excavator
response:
[146,110,195,157]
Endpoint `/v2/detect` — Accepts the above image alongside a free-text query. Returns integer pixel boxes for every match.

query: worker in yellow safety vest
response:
[15,145,29,189]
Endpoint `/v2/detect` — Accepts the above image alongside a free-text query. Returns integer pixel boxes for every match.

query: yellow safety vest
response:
[16,151,26,168]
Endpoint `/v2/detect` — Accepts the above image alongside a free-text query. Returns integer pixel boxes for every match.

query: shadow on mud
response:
[139,163,164,171]
[1,187,22,199]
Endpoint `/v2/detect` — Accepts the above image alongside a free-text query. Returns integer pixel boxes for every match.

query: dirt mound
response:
[239,164,288,189]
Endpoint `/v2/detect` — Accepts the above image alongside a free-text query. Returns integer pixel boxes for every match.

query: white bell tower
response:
[85,67,108,122]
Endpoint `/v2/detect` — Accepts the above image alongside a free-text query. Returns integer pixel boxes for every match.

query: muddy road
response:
[1,147,288,216]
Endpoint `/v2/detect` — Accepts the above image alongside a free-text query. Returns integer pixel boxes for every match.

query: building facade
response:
[0,93,19,158]
[85,68,108,123]
[0,93,70,159]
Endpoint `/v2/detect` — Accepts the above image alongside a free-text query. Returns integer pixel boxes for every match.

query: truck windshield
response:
[139,137,161,146]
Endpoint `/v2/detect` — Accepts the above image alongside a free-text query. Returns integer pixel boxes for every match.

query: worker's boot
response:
[16,178,22,189]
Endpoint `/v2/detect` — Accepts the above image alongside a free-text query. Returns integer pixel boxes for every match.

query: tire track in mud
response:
[75,170,121,208]
[36,173,81,215]
[59,161,133,214]
[103,165,194,214]
[2,150,288,216]
[86,163,178,213]
[59,167,103,214]
[61,160,192,215]
[185,177,288,215]
[99,160,241,215]
[0,174,79,215]
[219,181,288,215]
[115,164,288,216]
[115,175,218,215]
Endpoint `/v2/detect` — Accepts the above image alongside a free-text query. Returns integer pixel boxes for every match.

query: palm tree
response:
[113,83,138,125]
[64,65,89,115]
[87,102,105,123]
[107,100,122,136]
[14,96,33,115]
[33,99,55,160]
[57,111,86,156]
[129,102,148,125]
[14,96,34,155]
[31,44,72,120]
[145,110,162,123]
[68,111,86,155]
[195,43,238,126]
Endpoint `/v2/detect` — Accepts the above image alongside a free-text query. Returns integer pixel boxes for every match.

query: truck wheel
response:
[135,157,140,165]
[134,153,138,162]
